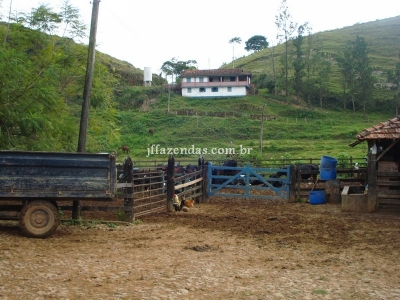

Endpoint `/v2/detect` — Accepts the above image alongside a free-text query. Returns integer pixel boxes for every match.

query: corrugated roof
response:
[181,68,252,77]
[349,116,400,147]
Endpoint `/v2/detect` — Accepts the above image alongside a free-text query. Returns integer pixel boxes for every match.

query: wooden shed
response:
[349,116,400,211]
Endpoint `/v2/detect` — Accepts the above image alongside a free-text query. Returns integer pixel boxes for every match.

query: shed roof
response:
[181,68,252,78]
[349,116,400,147]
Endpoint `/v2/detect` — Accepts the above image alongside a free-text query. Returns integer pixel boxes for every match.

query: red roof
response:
[350,116,400,146]
[181,68,252,77]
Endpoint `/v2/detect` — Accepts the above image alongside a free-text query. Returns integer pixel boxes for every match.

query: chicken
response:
[180,195,195,209]
[183,199,195,208]
[172,194,181,212]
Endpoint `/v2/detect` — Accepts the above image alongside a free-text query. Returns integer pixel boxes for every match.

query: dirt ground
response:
[1,196,400,300]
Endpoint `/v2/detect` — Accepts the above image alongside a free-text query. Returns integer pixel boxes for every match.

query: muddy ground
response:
[1,197,400,300]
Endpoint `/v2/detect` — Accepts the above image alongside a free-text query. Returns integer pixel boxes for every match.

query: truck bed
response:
[0,151,117,200]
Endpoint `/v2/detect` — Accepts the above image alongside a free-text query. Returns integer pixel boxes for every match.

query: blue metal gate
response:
[208,164,290,201]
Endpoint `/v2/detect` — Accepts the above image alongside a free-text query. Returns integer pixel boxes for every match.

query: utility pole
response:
[74,0,100,220]
[259,104,266,156]
[77,0,100,153]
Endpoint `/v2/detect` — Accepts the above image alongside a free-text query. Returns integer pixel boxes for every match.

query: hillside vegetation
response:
[0,4,398,164]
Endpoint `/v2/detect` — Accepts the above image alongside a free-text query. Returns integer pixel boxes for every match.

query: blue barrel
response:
[320,168,337,180]
[309,189,326,205]
[320,156,338,180]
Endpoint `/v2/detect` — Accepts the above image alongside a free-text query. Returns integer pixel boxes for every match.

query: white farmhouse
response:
[180,68,252,98]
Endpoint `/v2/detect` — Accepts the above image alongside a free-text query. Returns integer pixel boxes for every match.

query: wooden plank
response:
[117,182,133,188]
[378,199,400,204]
[378,189,400,195]
[174,177,203,189]
[377,171,400,177]
[377,181,400,186]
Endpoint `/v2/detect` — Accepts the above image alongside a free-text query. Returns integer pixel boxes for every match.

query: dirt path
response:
[1,198,400,299]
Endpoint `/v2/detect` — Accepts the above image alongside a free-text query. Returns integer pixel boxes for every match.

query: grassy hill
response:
[0,15,398,164]
[108,16,400,163]
[111,93,393,163]
[226,15,400,101]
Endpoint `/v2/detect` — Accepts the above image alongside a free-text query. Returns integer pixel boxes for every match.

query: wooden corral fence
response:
[206,162,368,203]
[128,157,367,171]
[130,169,166,217]
[59,157,369,221]
[174,169,204,202]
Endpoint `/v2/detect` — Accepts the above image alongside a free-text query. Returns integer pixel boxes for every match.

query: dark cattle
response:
[220,159,238,176]
[185,164,198,173]
[149,128,154,135]
[267,173,283,188]
[175,166,186,175]
[156,163,165,171]
[249,173,267,186]
[210,167,222,184]
[211,160,239,185]
[296,164,319,179]
[223,159,237,167]
[232,174,247,186]
[160,163,185,175]
[272,164,318,180]
[212,177,229,185]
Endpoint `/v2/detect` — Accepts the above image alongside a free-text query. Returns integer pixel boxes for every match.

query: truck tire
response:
[19,200,59,238]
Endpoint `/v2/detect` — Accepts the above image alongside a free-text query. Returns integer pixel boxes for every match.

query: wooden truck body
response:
[0,151,117,237]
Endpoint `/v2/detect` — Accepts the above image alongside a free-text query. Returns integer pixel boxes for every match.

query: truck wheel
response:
[19,200,59,238]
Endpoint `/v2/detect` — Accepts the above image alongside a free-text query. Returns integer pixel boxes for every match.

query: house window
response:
[227,87,232,92]
[199,87,206,93]
[211,87,218,92]
[209,77,213,82]
[187,88,192,93]
[187,77,191,83]
[199,77,204,82]
[230,76,235,82]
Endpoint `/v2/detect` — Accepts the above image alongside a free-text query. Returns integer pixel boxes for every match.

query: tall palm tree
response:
[229,37,242,68]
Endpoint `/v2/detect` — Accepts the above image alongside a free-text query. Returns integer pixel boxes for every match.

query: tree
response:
[275,0,297,103]
[337,42,357,111]
[59,0,87,40]
[229,37,241,68]
[244,35,268,52]
[0,3,116,151]
[291,24,308,101]
[313,52,332,109]
[353,36,375,116]
[23,4,62,34]
[387,54,400,115]
[15,1,86,40]
[160,58,197,83]
[337,36,374,114]
[267,40,277,96]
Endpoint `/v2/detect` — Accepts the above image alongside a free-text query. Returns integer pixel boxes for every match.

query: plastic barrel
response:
[309,189,326,205]
[320,168,337,180]
[320,155,338,180]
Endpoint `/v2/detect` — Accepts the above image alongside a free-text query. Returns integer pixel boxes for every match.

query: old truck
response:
[0,151,118,238]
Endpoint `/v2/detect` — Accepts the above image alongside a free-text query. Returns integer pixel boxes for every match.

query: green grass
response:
[97,16,399,162]
[106,93,390,163]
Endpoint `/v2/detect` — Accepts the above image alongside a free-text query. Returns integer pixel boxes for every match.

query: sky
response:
[1,0,399,77]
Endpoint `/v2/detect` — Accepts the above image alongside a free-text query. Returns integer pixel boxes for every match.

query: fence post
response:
[166,154,175,212]
[201,164,209,203]
[289,164,297,203]
[123,156,134,222]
